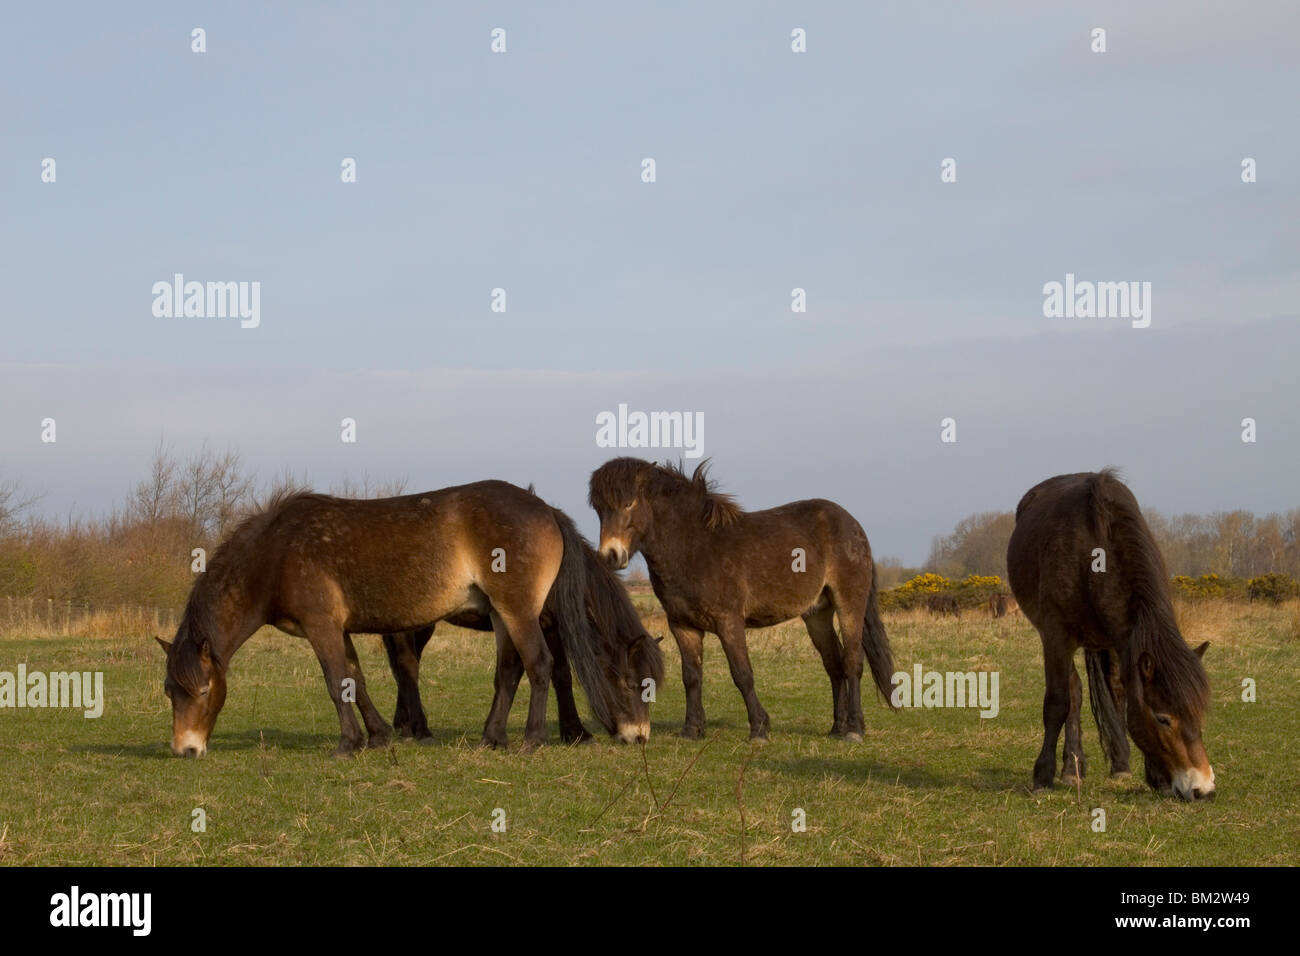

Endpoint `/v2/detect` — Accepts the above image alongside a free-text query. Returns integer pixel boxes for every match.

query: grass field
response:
[1,596,1297,866]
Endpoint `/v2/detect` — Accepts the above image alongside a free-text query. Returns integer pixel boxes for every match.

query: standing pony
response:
[589,458,894,741]
[159,482,661,755]
[1007,470,1214,800]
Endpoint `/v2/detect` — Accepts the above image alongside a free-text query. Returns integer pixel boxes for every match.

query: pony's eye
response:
[1155,714,1172,727]
[199,684,211,697]
[624,501,635,511]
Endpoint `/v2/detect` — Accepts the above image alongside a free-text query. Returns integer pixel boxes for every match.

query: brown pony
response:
[987,593,1018,618]
[1007,470,1214,800]
[589,458,894,741]
[158,482,662,755]
[381,526,664,746]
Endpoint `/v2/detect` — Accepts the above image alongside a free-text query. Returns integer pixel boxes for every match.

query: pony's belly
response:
[348,585,492,633]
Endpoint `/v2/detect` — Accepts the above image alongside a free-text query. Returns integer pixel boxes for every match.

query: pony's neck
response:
[639,494,699,572]
[188,565,267,661]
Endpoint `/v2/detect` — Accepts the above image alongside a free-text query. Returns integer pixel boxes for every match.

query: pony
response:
[159,482,662,755]
[1007,470,1214,799]
[588,458,894,741]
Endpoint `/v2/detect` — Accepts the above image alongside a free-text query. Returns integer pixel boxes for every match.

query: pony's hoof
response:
[748,731,770,744]
[679,726,704,740]
[332,743,360,758]
[478,735,507,750]
[366,734,391,750]
[1032,782,1054,793]
[1110,770,1133,780]
[520,739,544,754]
[561,729,595,745]
[842,731,863,744]
[1060,774,1082,787]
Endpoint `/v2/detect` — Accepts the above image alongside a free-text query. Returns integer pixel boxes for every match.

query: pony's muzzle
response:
[617,722,650,744]
[1173,766,1215,801]
[171,730,208,758]
[602,545,629,570]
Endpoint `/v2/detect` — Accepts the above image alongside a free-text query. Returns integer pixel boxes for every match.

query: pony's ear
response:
[1138,651,1155,684]
[155,636,174,657]
[1193,641,1210,659]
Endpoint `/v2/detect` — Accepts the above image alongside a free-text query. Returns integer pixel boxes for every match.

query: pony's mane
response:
[590,457,742,529]
[169,486,321,692]
[1088,469,1210,721]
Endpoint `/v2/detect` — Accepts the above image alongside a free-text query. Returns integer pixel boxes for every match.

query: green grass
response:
[0,600,1296,866]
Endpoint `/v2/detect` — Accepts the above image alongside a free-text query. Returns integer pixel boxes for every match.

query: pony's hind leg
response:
[802,606,848,738]
[481,627,525,749]
[670,622,707,739]
[717,617,770,741]
[344,633,391,748]
[493,608,552,751]
[1033,626,1075,790]
[1060,659,1086,784]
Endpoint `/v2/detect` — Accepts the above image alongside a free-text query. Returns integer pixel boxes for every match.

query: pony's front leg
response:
[343,633,391,749]
[305,619,366,757]
[670,622,707,739]
[717,618,770,742]
[494,609,552,751]
[384,627,433,740]
[481,626,525,749]
[547,627,594,744]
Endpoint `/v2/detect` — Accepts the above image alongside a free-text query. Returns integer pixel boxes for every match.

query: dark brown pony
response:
[158,482,663,755]
[1007,470,1214,800]
[381,526,665,746]
[589,458,894,741]
[926,594,961,618]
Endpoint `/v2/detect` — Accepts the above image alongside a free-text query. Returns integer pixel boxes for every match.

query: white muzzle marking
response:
[1173,765,1215,800]
[173,729,208,757]
[617,721,650,744]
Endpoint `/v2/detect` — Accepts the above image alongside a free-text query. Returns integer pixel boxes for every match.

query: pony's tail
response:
[1085,648,1126,768]
[548,508,617,733]
[863,562,898,708]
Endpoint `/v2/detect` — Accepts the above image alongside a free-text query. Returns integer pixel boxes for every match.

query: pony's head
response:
[1128,640,1214,800]
[157,615,227,757]
[588,458,656,569]
[589,458,739,569]
[577,540,665,743]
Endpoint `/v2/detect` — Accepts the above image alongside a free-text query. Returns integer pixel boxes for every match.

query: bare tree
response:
[0,476,43,534]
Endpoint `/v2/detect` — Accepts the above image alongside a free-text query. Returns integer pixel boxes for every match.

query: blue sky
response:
[2,2,1297,563]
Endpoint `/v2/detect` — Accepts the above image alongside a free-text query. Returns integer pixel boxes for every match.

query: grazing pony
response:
[1007,470,1214,800]
[589,458,894,741]
[381,526,664,746]
[158,482,662,755]
[925,594,961,618]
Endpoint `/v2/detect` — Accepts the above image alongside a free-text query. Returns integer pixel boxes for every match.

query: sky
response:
[2,1,1298,564]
